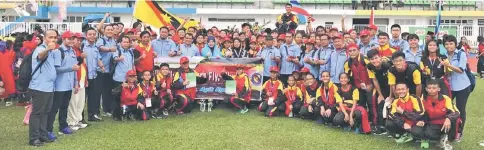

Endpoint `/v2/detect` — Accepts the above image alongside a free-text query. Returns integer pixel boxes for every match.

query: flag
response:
[289,0,315,23]
[58,1,67,20]
[434,0,442,39]
[369,7,374,25]
[133,0,199,29]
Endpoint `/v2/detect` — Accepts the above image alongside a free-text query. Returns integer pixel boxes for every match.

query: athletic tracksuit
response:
[172,68,208,114]
[315,82,339,124]
[282,85,303,117]
[258,79,284,117]
[385,93,424,135]
[120,84,148,120]
[333,85,371,133]
[154,73,174,112]
[222,73,252,111]
[299,81,321,119]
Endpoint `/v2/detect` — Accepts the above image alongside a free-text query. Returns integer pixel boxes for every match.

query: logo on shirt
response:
[251,73,262,85]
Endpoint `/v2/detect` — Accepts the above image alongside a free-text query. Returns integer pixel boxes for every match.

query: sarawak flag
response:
[369,7,374,25]
[133,0,198,29]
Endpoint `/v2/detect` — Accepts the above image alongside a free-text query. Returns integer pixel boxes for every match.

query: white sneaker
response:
[200,100,206,112]
[288,112,293,118]
[162,109,169,116]
[5,101,13,107]
[439,134,448,148]
[207,101,213,112]
[70,126,80,131]
[444,143,453,150]
[76,122,88,129]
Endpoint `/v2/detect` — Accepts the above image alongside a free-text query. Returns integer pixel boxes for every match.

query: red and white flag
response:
[369,7,374,25]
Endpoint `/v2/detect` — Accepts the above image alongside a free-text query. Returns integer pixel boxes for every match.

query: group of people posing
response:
[0,14,475,149]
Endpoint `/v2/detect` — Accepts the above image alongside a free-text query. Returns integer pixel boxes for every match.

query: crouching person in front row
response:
[385,82,425,143]
[333,73,371,134]
[120,70,149,121]
[411,79,461,149]
[221,65,251,114]
[282,76,303,117]
[153,63,174,117]
[315,71,339,125]
[172,56,208,115]
[258,66,285,117]
[299,73,321,119]
[138,70,160,119]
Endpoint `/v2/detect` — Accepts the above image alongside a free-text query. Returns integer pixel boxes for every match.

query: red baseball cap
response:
[74,32,83,39]
[360,30,370,37]
[347,43,359,50]
[270,66,279,72]
[332,33,343,40]
[180,56,189,64]
[300,67,310,73]
[126,70,136,76]
[330,27,339,32]
[278,34,286,40]
[61,31,75,39]
[368,24,378,30]
[347,29,355,34]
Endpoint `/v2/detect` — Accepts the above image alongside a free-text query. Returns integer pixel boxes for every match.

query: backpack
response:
[16,45,47,92]
[456,50,476,92]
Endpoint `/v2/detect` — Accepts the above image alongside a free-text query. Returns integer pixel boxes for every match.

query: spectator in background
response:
[352,0,358,10]
[477,36,484,78]
[457,36,472,55]
[362,0,370,10]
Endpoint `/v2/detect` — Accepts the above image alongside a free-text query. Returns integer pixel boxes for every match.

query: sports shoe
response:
[443,143,453,150]
[69,125,80,131]
[47,132,57,141]
[344,126,351,131]
[162,109,169,116]
[5,101,13,107]
[420,140,430,149]
[76,122,88,129]
[354,127,360,134]
[59,127,74,135]
[455,133,462,142]
[288,112,293,117]
[240,107,249,114]
[395,133,413,143]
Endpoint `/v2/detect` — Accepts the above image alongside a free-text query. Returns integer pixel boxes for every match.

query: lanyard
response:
[143,83,151,97]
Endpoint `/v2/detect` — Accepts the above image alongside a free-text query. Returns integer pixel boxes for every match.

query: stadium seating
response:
[272,0,476,6]
[159,0,254,3]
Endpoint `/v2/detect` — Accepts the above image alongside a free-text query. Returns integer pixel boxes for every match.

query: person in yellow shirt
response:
[314,71,341,125]
[258,66,285,117]
[388,51,423,99]
[282,76,304,117]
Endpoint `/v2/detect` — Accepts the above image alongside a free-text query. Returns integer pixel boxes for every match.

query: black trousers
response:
[112,81,123,119]
[478,56,484,77]
[369,91,385,126]
[411,121,458,142]
[87,78,99,117]
[123,104,149,120]
[258,99,284,117]
[316,107,338,124]
[29,90,54,141]
[47,90,72,132]
[333,110,363,127]
[175,94,193,113]
[100,73,113,113]
[385,119,407,135]
[451,86,471,132]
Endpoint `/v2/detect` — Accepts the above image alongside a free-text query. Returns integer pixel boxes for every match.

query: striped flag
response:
[434,0,443,39]
[289,0,315,23]
[133,0,199,29]
[369,7,374,25]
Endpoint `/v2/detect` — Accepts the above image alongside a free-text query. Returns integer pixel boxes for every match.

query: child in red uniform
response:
[386,82,425,143]
[411,79,460,149]
[154,63,173,117]
[221,65,252,114]
[282,76,303,117]
[315,71,340,125]
[258,66,285,117]
[120,70,147,120]
[172,57,208,115]
[299,73,320,119]
[139,70,159,119]
[333,73,371,134]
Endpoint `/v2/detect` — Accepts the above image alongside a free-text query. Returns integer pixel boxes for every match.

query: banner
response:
[155,57,263,100]
[408,26,457,45]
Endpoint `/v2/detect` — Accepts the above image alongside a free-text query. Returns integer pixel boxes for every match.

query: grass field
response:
[1,81,483,150]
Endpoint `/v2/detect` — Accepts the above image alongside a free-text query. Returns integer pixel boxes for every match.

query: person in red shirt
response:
[119,70,147,121]
[134,31,156,80]
[258,66,285,117]
[153,63,173,117]
[221,65,252,114]
[172,57,208,115]
[282,75,303,117]
[376,32,397,59]
[410,79,461,149]
[477,36,484,78]
[0,40,16,106]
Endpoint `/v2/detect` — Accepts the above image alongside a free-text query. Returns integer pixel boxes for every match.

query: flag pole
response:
[434,0,442,40]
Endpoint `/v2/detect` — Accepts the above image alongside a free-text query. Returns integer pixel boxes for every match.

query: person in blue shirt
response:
[257,36,281,84]
[95,24,118,118]
[358,30,377,56]
[28,30,59,147]
[404,34,423,65]
[320,34,348,84]
[111,36,135,121]
[201,36,222,57]
[83,27,104,122]
[389,24,409,51]
[367,25,379,46]
[279,32,302,85]
[317,34,333,80]
[47,31,80,138]
[178,33,200,57]
[299,39,319,77]
[442,35,471,141]
[151,26,177,57]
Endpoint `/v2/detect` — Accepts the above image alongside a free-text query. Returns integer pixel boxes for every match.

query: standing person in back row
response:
[134,31,156,80]
[47,31,80,138]
[83,27,103,122]
[389,24,409,51]
[95,24,117,118]
[28,30,59,147]
[151,27,177,57]
[279,32,301,86]
[257,36,280,84]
